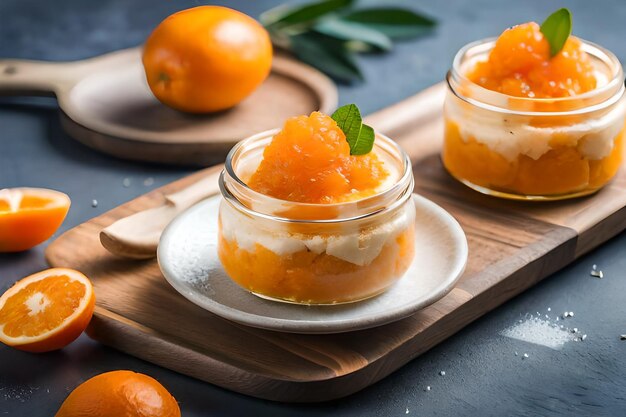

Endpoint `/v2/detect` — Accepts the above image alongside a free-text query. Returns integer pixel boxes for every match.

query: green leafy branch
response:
[261,0,436,83]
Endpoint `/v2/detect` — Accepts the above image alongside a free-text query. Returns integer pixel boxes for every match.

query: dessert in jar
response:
[443,9,626,200]
[217,108,416,304]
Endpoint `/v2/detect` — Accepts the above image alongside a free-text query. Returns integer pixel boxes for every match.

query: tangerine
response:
[143,6,273,113]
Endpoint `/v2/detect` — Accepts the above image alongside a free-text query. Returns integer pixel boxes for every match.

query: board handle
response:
[0,59,74,97]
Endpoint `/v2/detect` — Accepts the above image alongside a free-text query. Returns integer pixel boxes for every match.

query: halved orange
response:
[0,187,71,252]
[0,268,95,352]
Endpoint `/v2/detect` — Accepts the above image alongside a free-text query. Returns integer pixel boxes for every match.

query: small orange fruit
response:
[55,370,181,417]
[0,268,95,352]
[0,187,70,252]
[143,5,273,113]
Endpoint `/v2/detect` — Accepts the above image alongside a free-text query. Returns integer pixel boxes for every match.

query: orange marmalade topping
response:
[469,22,597,98]
[247,111,389,203]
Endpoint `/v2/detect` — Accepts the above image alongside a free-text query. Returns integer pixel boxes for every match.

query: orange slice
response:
[0,187,71,252]
[55,370,181,417]
[0,268,95,352]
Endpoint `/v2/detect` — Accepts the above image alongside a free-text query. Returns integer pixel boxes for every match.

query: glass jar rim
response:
[448,37,625,116]
[220,128,414,224]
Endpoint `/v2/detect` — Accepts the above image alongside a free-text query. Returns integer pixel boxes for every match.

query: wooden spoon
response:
[100,165,222,259]
[0,47,337,165]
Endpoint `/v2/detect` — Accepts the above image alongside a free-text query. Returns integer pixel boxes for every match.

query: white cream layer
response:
[450,64,626,162]
[447,57,626,162]
[449,97,626,162]
[221,148,413,266]
[220,200,414,266]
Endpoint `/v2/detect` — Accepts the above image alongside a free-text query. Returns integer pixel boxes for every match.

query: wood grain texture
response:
[45,82,626,402]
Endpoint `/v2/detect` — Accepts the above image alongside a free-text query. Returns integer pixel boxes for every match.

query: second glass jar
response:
[443,38,626,200]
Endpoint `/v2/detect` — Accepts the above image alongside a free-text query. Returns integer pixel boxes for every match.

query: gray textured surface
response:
[1,0,626,415]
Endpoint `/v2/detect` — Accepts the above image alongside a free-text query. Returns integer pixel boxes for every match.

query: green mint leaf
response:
[261,0,354,28]
[352,124,375,155]
[331,104,375,155]
[314,18,392,51]
[331,104,363,142]
[540,8,572,57]
[290,33,363,82]
[341,8,436,39]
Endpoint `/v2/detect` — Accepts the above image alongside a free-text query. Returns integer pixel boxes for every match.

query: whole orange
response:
[143,6,273,113]
[55,370,181,417]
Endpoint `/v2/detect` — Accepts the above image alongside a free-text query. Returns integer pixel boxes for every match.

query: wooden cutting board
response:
[45,83,626,402]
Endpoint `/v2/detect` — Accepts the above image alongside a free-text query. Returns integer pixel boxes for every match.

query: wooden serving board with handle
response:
[0,48,337,166]
[45,83,626,402]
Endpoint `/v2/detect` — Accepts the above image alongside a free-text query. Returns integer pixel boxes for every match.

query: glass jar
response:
[443,38,626,200]
[217,130,416,305]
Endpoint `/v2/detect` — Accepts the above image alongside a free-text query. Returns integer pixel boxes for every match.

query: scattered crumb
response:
[122,178,131,188]
[1,384,40,403]
[91,199,98,208]
[590,270,604,279]
[425,386,431,391]
[143,177,155,187]
[439,371,446,376]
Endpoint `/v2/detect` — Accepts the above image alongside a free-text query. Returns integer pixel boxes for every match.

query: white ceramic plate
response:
[157,194,468,334]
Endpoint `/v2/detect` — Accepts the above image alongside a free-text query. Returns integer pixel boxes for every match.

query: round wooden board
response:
[0,48,338,165]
